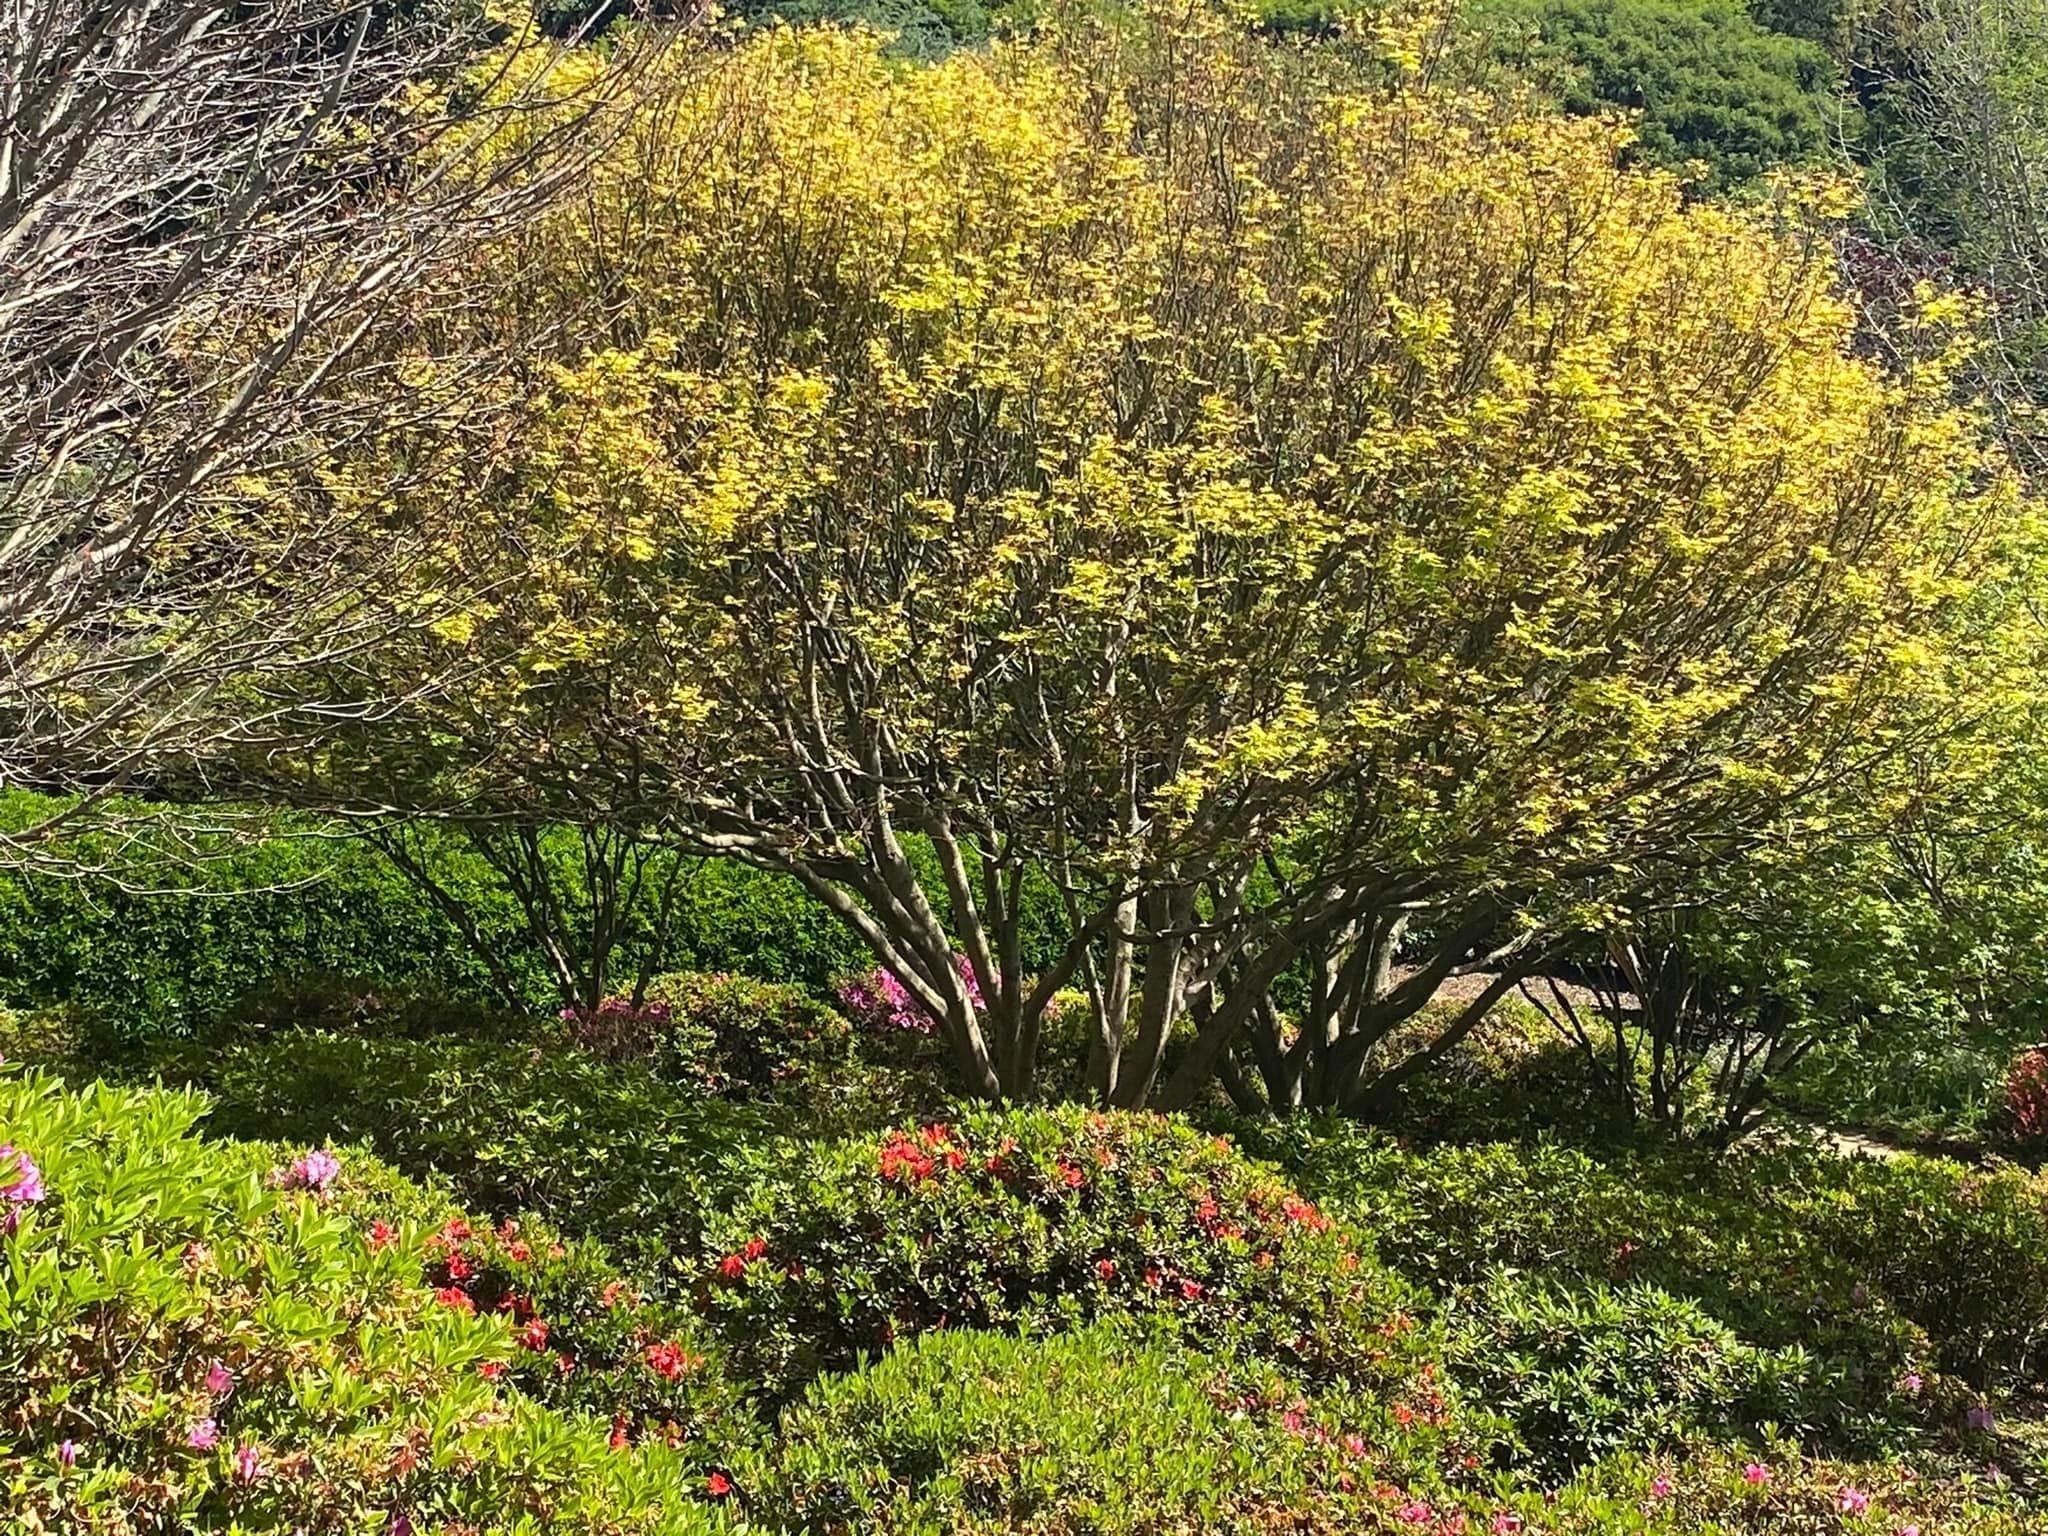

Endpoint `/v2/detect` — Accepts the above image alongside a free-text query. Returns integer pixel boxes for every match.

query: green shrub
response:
[174,1026,792,1279]
[1444,1277,1819,1475]
[0,1067,729,1533]
[636,971,848,1092]
[694,1107,1440,1405]
[763,1323,1492,1534]
[1469,0,1841,190]
[1244,1118,2048,1405]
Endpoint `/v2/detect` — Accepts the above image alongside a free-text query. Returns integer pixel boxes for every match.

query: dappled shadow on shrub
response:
[1242,1116,2048,1420]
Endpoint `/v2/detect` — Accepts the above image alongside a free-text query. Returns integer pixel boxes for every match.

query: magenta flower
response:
[281,1149,340,1192]
[57,1440,76,1470]
[1395,1501,1432,1525]
[232,1444,261,1482]
[187,1418,219,1451]
[1491,1515,1524,1534]
[204,1361,235,1396]
[1648,1475,1673,1500]
[1900,1372,1922,1394]
[1,1143,45,1235]
[1838,1487,1870,1515]
[1967,1403,1996,1431]
[1742,1463,1771,1486]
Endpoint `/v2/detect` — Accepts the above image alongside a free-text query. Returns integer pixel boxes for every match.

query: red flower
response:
[505,1240,534,1264]
[556,1353,577,1376]
[1392,1404,1416,1427]
[741,1237,768,1262]
[478,1360,505,1380]
[644,1340,697,1380]
[517,1318,550,1350]
[601,1280,631,1307]
[608,1416,630,1451]
[367,1220,395,1250]
[943,1146,968,1171]
[442,1218,471,1242]
[1144,1267,1163,1289]
[1095,1258,1117,1281]
[880,1135,937,1183]
[1255,1251,1275,1268]
[1280,1195,1331,1232]
[717,1253,748,1280]
[1179,1277,1205,1301]
[434,1286,474,1313]
[445,1251,474,1281]
[1056,1159,1086,1189]
[1195,1197,1220,1223]
[707,1472,733,1498]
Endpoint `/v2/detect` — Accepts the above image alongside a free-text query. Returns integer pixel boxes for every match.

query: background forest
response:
[4,0,2048,1532]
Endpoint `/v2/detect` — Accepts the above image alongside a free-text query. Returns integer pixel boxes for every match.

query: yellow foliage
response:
[369,1,2039,882]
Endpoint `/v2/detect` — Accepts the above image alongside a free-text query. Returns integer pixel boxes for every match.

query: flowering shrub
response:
[1999,1046,2048,1149]
[835,954,981,1036]
[693,1106,1441,1406]
[0,1066,726,1533]
[417,1211,754,1460]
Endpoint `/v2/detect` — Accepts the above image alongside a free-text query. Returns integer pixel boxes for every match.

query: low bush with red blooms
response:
[420,1212,755,1462]
[693,1106,1442,1406]
[2001,1047,2048,1150]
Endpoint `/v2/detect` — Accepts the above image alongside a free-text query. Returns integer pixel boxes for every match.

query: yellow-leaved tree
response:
[294,1,2043,1105]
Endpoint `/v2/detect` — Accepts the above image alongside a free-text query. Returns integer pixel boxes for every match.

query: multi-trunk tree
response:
[296,2,2041,1107]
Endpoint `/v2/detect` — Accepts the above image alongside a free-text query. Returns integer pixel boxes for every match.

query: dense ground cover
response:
[6,975,2047,1533]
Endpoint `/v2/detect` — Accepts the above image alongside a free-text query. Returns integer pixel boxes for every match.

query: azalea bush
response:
[692,1106,1442,1404]
[761,1322,1502,1534]
[1243,1119,2048,1406]
[0,1067,728,1533]
[638,971,860,1102]
[1442,1278,1823,1475]
[160,1025,793,1281]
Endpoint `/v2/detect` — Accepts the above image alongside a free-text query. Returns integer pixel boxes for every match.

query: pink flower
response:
[1742,1463,1771,1486]
[1897,1527,1921,1536]
[57,1440,76,1470]
[204,1361,234,1396]
[1648,1475,1673,1499]
[0,1143,45,1235]
[1343,1434,1366,1457]
[1838,1487,1870,1515]
[232,1444,261,1482]
[187,1419,219,1451]
[1491,1515,1523,1534]
[281,1149,340,1192]
[1966,1403,1995,1431]
[1900,1372,1922,1394]
[1395,1500,1432,1525]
